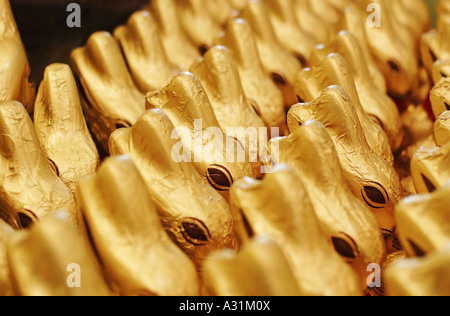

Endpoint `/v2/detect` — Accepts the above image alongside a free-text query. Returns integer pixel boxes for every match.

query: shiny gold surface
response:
[396,182,450,258]
[335,3,387,93]
[430,77,450,118]
[293,0,333,45]
[34,63,99,193]
[203,235,300,296]
[146,72,260,188]
[288,87,404,235]
[0,0,35,114]
[421,18,450,77]
[239,0,301,108]
[269,121,385,288]
[230,165,361,296]
[0,100,76,229]
[369,251,408,296]
[312,31,403,151]
[70,31,146,153]
[77,156,199,296]
[7,213,111,296]
[434,110,450,146]
[264,0,315,67]
[411,142,450,194]
[216,18,285,130]
[0,219,14,296]
[360,0,419,97]
[190,46,266,132]
[385,244,450,296]
[109,109,237,266]
[114,10,180,93]
[149,0,200,70]
[294,53,394,164]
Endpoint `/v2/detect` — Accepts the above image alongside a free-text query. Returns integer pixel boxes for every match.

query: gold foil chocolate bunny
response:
[76,156,199,296]
[269,121,385,287]
[70,31,146,154]
[239,0,301,108]
[190,45,266,145]
[0,101,76,229]
[294,53,394,164]
[429,77,450,119]
[203,235,300,296]
[149,0,200,70]
[287,87,404,236]
[335,3,387,93]
[216,18,285,130]
[34,63,99,193]
[411,142,450,194]
[263,0,316,67]
[0,0,35,114]
[434,111,450,146]
[7,213,111,296]
[146,72,260,188]
[174,0,222,54]
[312,31,403,151]
[114,10,179,93]
[230,165,361,296]
[109,109,237,267]
[395,183,450,258]
[360,0,419,97]
[385,245,450,296]
[0,219,14,296]
[421,18,450,77]
[292,0,333,46]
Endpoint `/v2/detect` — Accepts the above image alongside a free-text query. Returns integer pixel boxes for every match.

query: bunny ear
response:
[230,165,361,296]
[0,0,35,114]
[203,236,300,296]
[190,45,265,131]
[314,31,403,151]
[114,10,179,93]
[264,0,315,67]
[150,0,200,70]
[34,63,99,192]
[239,0,300,107]
[146,72,220,132]
[174,0,221,51]
[76,156,199,296]
[411,143,450,195]
[295,53,393,163]
[0,101,76,228]
[7,214,111,296]
[217,18,285,129]
[396,184,450,260]
[70,31,145,125]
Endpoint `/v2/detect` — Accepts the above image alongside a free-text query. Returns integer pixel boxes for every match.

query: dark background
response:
[10,0,148,84]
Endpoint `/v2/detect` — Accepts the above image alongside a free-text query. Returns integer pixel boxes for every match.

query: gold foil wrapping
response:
[287,87,404,235]
[7,213,111,296]
[76,156,199,296]
[0,101,76,229]
[0,220,14,296]
[434,111,450,146]
[34,63,99,193]
[0,0,35,113]
[109,108,237,266]
[269,121,385,288]
[230,165,361,296]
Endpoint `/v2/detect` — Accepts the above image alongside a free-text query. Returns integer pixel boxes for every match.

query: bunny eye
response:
[294,53,307,67]
[248,99,261,117]
[362,182,389,209]
[271,72,287,86]
[331,233,358,261]
[429,49,438,62]
[115,120,132,129]
[47,158,60,177]
[206,165,233,192]
[387,59,401,74]
[421,174,437,193]
[181,218,210,246]
[18,210,38,229]
[408,239,426,257]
